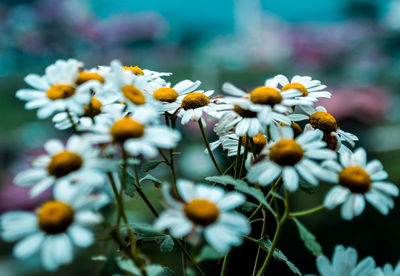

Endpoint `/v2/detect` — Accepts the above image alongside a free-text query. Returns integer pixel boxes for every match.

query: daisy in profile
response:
[122,65,172,91]
[14,135,114,196]
[322,148,399,220]
[154,179,250,253]
[176,89,228,125]
[296,105,358,152]
[313,245,378,276]
[15,59,98,119]
[271,74,331,102]
[247,127,337,191]
[151,80,202,113]
[221,82,312,133]
[89,106,181,158]
[210,132,267,157]
[0,181,105,271]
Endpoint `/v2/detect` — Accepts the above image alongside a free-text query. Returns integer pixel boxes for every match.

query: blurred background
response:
[1,0,400,275]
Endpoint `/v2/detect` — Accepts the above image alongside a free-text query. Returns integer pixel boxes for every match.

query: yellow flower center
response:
[38,200,74,234]
[181,93,210,110]
[269,139,304,166]
[279,121,303,138]
[46,84,76,100]
[153,87,179,103]
[281,82,308,96]
[110,117,145,143]
[83,97,103,117]
[121,85,146,105]
[323,132,338,151]
[309,111,338,133]
[233,105,258,118]
[76,72,105,85]
[123,66,144,75]
[184,199,219,226]
[47,151,83,178]
[242,133,266,153]
[339,166,371,194]
[249,86,282,106]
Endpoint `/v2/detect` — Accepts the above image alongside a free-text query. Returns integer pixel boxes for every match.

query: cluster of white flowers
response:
[2,58,398,275]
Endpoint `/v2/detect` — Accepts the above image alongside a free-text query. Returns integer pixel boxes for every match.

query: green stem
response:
[252,208,267,276]
[256,190,290,276]
[234,137,242,178]
[175,239,206,276]
[249,138,258,159]
[223,161,236,175]
[239,136,249,178]
[220,250,231,276]
[289,205,325,218]
[169,148,178,196]
[66,108,80,135]
[198,120,223,174]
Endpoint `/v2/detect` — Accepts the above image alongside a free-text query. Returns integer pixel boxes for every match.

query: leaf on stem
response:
[245,236,302,276]
[205,175,276,216]
[293,218,322,257]
[142,160,165,172]
[140,174,162,188]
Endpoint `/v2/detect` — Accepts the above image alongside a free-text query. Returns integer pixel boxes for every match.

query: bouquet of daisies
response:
[2,58,399,276]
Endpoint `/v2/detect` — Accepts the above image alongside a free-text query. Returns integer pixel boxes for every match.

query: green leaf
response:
[117,259,141,275]
[293,218,322,257]
[146,265,175,276]
[140,174,162,188]
[197,245,224,262]
[160,235,174,254]
[128,223,174,254]
[142,160,165,172]
[245,236,301,276]
[205,175,275,216]
[237,201,258,213]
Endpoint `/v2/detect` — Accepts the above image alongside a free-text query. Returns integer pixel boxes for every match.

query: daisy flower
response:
[176,89,228,125]
[221,82,312,133]
[100,60,160,112]
[122,65,172,91]
[151,80,202,114]
[52,94,125,131]
[296,105,358,152]
[271,74,331,102]
[16,59,96,119]
[14,135,115,197]
[89,106,181,158]
[247,127,337,191]
[322,148,399,220]
[313,245,378,276]
[154,179,250,253]
[0,181,105,271]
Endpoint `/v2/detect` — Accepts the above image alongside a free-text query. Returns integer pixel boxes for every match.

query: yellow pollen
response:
[309,111,338,133]
[233,105,257,118]
[123,66,144,75]
[38,200,74,234]
[269,139,304,166]
[121,85,146,105]
[153,87,179,103]
[76,72,105,85]
[249,86,283,106]
[83,97,103,117]
[184,199,219,226]
[281,82,308,96]
[242,133,266,153]
[323,132,338,151]
[181,93,210,110]
[46,84,76,100]
[110,117,145,143]
[339,166,371,194]
[47,151,83,178]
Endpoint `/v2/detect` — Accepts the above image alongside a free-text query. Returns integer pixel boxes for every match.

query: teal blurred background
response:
[1,0,400,275]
